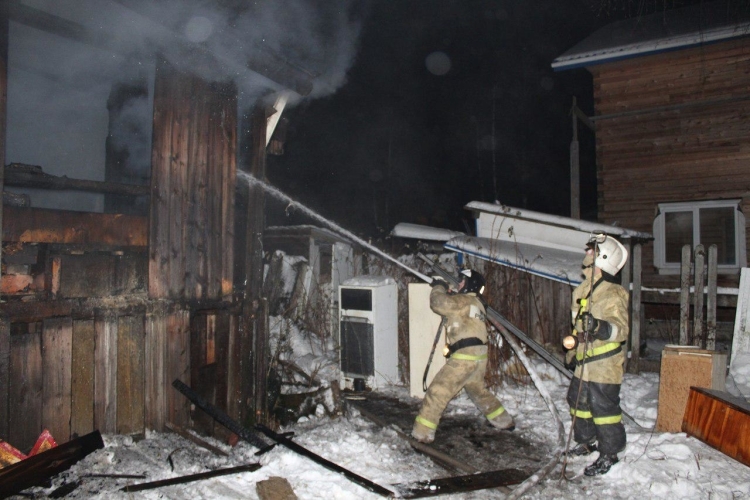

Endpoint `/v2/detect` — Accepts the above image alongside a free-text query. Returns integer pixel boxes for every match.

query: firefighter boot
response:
[567,441,597,457]
[488,410,515,431]
[584,453,619,476]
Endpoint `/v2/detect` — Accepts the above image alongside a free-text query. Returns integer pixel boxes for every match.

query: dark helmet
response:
[459,269,485,295]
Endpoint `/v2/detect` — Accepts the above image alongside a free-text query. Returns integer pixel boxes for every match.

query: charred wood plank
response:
[254,424,396,498]
[391,469,529,499]
[4,163,149,196]
[0,430,104,498]
[171,379,271,450]
[121,463,261,493]
[164,422,229,457]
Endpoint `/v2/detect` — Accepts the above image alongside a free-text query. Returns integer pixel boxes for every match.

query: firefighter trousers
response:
[566,376,626,455]
[415,355,506,433]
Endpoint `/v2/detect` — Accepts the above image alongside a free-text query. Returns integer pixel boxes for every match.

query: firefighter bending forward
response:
[412,269,515,444]
[564,234,629,476]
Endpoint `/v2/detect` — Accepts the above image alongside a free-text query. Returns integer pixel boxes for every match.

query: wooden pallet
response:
[682,387,750,468]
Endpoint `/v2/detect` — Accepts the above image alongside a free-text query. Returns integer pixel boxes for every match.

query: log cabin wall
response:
[593,38,750,290]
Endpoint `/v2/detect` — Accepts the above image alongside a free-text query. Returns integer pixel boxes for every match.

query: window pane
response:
[700,207,736,265]
[665,211,693,263]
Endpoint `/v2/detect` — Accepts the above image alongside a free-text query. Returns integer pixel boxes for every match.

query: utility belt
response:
[575,341,622,363]
[443,337,486,358]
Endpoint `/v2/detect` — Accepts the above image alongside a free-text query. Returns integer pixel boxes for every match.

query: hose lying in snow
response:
[242,174,565,495]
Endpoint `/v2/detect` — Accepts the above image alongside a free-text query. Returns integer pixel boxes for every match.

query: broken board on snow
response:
[392,468,530,498]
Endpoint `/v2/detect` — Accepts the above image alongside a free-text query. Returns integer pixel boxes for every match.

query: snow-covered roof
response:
[390,222,464,241]
[446,235,585,286]
[552,2,750,71]
[265,225,355,244]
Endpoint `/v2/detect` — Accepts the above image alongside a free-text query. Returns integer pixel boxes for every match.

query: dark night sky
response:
[266,1,605,239]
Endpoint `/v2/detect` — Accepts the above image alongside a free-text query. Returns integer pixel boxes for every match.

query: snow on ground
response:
[21,356,750,500]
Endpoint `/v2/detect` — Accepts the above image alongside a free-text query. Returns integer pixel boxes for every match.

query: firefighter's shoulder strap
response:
[423,318,446,393]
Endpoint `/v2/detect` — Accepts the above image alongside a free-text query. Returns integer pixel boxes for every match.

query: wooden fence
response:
[679,244,720,349]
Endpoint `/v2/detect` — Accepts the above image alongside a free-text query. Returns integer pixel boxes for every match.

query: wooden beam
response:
[4,163,150,196]
[2,207,147,246]
[629,244,642,374]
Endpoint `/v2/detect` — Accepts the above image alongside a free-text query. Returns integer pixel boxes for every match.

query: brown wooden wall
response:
[0,305,238,451]
[149,61,237,300]
[592,38,750,289]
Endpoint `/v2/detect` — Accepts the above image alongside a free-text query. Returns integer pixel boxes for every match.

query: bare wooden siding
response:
[486,266,572,354]
[593,38,750,289]
[149,60,237,300]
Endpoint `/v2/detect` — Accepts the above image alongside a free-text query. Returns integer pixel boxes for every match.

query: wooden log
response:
[257,476,298,500]
[117,315,145,435]
[42,318,73,442]
[682,387,750,467]
[9,323,43,449]
[70,320,95,438]
[0,431,104,499]
[121,463,261,493]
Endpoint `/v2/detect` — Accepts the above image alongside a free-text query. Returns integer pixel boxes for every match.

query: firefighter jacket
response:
[430,284,488,350]
[568,275,629,385]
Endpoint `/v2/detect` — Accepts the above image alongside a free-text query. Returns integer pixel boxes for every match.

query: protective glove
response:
[429,276,448,289]
[564,350,577,371]
[581,312,612,341]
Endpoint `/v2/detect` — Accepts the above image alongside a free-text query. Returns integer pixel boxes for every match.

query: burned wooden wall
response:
[149,60,237,301]
[593,38,750,289]
[0,62,248,450]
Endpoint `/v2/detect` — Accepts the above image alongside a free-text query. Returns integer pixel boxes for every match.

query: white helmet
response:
[587,234,628,276]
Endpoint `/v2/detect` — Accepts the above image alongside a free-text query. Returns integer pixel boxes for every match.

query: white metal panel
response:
[408,283,445,398]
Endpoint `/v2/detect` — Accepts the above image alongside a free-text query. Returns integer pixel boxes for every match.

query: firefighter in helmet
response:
[411,268,515,444]
[563,233,629,476]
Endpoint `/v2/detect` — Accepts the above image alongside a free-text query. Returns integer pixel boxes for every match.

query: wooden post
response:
[241,103,268,426]
[629,244,642,374]
[570,97,580,219]
[693,244,705,347]
[679,245,692,345]
[706,245,718,350]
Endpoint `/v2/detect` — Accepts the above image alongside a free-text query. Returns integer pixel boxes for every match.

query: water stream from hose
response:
[237,171,431,282]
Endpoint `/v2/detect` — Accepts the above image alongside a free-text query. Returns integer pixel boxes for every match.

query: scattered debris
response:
[121,464,261,493]
[164,422,230,457]
[0,430,104,498]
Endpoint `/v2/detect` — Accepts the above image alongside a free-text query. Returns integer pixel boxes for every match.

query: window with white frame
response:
[653,199,746,274]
